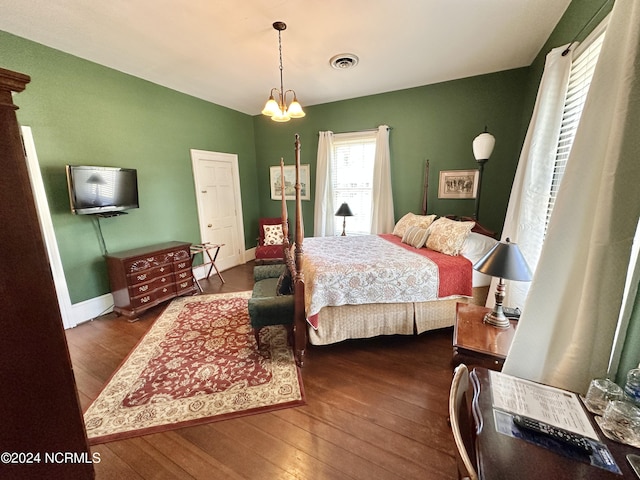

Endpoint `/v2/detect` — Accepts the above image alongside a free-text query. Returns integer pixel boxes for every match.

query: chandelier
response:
[261,21,305,122]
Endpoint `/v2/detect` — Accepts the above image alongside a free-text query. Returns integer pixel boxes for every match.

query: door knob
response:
[208,224,212,228]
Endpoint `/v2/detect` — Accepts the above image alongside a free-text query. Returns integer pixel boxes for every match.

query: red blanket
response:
[379,234,473,297]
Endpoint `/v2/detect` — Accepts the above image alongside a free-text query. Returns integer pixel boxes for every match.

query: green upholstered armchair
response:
[248,264,294,347]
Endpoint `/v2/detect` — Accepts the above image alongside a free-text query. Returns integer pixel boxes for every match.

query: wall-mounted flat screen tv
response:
[66,165,139,215]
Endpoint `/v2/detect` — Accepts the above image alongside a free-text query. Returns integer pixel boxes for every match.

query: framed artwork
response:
[270,164,310,200]
[438,169,480,199]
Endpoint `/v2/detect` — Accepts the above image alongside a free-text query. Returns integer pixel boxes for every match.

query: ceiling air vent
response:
[330,54,359,70]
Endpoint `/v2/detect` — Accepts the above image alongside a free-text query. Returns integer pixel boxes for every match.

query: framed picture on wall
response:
[438,169,479,199]
[270,164,310,200]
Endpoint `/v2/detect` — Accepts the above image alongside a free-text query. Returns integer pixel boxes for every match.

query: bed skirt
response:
[307,286,489,345]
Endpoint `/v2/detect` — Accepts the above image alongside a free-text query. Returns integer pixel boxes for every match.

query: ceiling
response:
[0,0,572,115]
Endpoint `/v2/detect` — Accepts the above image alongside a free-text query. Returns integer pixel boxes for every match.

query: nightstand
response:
[452,302,517,371]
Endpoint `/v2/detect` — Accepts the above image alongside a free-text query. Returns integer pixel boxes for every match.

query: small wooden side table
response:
[452,302,517,371]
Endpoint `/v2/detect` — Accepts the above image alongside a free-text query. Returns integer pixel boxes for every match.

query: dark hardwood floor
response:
[65,262,460,479]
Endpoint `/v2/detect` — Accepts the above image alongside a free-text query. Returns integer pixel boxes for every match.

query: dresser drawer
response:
[173,248,191,262]
[127,264,172,285]
[174,269,192,283]
[176,277,196,295]
[128,273,174,297]
[173,257,191,272]
[130,284,177,310]
[125,255,172,274]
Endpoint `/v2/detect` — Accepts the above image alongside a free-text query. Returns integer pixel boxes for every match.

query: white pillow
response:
[460,232,499,263]
[263,224,284,245]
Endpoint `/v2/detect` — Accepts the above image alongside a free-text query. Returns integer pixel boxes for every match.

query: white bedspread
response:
[302,235,439,321]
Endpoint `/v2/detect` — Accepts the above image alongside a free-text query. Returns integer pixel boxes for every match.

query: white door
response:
[190,150,245,271]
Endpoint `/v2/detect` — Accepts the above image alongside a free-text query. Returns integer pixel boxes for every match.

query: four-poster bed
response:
[281,135,498,365]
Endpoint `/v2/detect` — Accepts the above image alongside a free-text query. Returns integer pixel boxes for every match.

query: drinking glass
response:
[600,400,640,447]
[584,378,623,414]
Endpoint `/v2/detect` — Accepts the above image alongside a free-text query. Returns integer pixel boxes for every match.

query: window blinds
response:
[546,29,606,229]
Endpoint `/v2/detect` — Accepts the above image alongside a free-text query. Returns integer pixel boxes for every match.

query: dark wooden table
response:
[471,367,640,479]
[453,302,517,370]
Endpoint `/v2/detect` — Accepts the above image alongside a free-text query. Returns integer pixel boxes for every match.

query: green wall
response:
[0,30,259,304]
[253,68,529,237]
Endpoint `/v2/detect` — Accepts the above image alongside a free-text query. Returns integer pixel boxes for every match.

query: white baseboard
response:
[70,293,114,327]
[68,247,257,328]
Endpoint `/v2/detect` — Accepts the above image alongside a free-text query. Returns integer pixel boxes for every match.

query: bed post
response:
[280,158,290,251]
[422,159,429,216]
[293,134,307,366]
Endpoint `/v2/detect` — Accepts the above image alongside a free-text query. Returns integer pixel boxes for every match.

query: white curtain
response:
[486,46,573,311]
[313,131,335,237]
[370,125,395,234]
[503,0,640,393]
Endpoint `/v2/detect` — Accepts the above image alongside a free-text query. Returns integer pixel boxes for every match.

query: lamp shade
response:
[335,203,353,217]
[473,238,532,281]
[271,110,291,122]
[261,95,279,116]
[287,96,305,118]
[472,131,496,161]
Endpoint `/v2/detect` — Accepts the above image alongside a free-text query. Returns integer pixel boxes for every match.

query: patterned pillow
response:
[426,217,475,256]
[401,226,430,249]
[263,224,284,245]
[392,213,437,238]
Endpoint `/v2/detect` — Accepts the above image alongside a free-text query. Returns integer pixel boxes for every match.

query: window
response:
[331,131,377,235]
[546,25,607,231]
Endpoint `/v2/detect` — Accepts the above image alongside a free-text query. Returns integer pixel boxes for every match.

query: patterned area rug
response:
[84,291,305,444]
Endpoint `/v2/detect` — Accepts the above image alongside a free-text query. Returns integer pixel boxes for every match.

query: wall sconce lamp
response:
[472,127,495,220]
[335,203,353,236]
[473,238,532,328]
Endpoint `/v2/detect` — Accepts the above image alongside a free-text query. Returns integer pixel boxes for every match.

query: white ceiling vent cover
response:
[330,54,359,70]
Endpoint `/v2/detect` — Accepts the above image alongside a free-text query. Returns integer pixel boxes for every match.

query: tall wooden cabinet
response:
[0,68,94,478]
[106,241,197,319]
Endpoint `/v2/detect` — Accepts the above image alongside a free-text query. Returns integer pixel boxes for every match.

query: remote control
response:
[513,415,593,454]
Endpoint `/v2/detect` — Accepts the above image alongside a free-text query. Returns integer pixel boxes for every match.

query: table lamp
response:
[473,238,532,328]
[335,203,353,236]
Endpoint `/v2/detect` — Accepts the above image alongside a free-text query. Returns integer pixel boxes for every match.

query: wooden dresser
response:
[106,241,197,319]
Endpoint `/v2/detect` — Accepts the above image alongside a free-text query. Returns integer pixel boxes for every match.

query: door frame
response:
[21,126,76,329]
[190,149,246,270]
